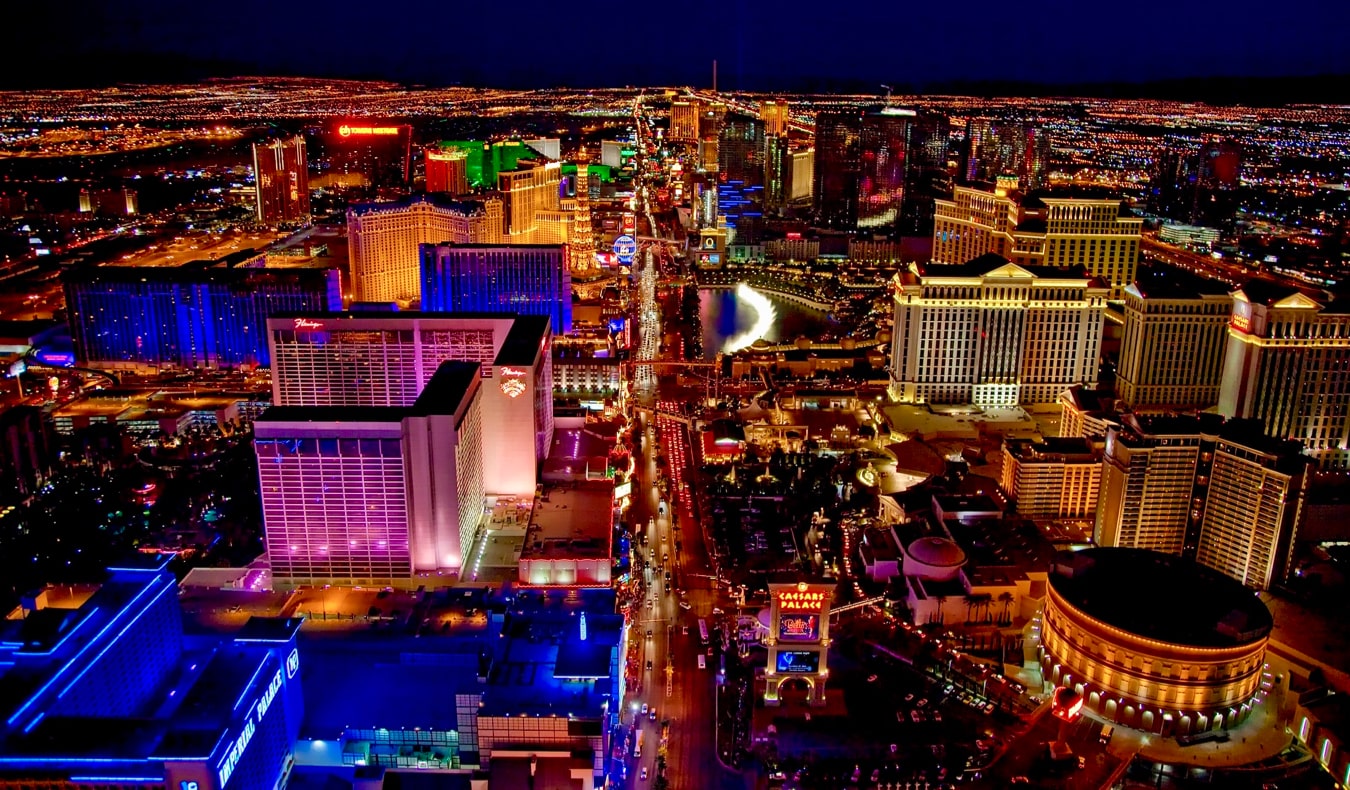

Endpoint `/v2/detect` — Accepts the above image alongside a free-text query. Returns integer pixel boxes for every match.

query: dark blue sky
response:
[12,0,1350,90]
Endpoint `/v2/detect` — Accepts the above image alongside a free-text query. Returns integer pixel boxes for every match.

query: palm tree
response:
[962,594,978,625]
[933,595,948,625]
[998,592,1015,625]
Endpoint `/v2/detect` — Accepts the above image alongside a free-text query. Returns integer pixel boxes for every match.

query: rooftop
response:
[1050,548,1273,648]
[519,482,614,562]
[914,253,1096,283]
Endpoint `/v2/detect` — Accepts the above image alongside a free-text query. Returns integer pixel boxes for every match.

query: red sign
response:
[293,318,323,330]
[338,125,401,137]
[501,366,528,377]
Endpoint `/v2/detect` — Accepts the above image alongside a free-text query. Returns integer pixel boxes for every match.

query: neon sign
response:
[293,318,323,330]
[218,668,284,788]
[500,366,528,377]
[500,378,526,399]
[775,589,829,613]
[1231,313,1250,332]
[338,125,401,137]
[286,648,300,679]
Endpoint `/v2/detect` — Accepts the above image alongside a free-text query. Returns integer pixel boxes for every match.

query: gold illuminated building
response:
[760,99,790,136]
[932,181,1142,299]
[1040,548,1271,736]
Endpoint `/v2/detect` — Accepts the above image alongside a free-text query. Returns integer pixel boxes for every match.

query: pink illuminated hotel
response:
[256,312,553,588]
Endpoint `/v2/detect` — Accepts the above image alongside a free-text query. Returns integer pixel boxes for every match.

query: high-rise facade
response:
[321,122,412,187]
[669,101,700,142]
[813,109,863,230]
[257,361,484,587]
[498,160,564,241]
[719,116,765,186]
[420,244,571,335]
[347,194,505,304]
[761,100,790,136]
[888,254,1107,406]
[425,146,470,194]
[267,311,553,496]
[814,108,949,235]
[999,437,1102,519]
[963,120,1051,192]
[63,265,340,372]
[1219,281,1350,467]
[900,111,952,238]
[1097,413,1309,590]
[1150,140,1243,229]
[1117,265,1232,410]
[253,137,310,224]
[932,182,1142,299]
[78,187,138,216]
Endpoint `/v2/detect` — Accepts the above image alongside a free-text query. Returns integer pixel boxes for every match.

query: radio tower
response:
[570,148,597,272]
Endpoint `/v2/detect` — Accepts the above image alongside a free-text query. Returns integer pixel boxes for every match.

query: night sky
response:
[9,0,1350,90]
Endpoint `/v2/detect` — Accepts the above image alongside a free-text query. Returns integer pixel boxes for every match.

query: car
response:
[646,629,653,639]
[679,601,692,610]
[640,767,648,780]
[1010,777,1029,785]
[933,711,942,723]
[904,693,915,703]
[867,674,878,683]
[641,703,649,715]
[917,698,928,708]
[646,660,653,671]
[649,708,657,721]
[910,710,922,723]
[682,626,689,635]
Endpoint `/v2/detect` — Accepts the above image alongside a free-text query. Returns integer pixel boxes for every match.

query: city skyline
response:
[8,0,1350,97]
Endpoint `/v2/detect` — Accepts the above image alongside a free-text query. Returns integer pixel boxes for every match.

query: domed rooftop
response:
[905,537,967,568]
[1050,548,1273,648]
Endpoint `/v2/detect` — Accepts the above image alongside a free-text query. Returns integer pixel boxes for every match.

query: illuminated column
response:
[763,582,833,708]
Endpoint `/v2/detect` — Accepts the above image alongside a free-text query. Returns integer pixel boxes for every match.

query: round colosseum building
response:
[1039,548,1272,736]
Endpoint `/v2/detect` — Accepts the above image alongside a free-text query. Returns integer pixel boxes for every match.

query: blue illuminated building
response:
[420,243,572,334]
[0,559,305,790]
[290,586,621,788]
[63,263,341,371]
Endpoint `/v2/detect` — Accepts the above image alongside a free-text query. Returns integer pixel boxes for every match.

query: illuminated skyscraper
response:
[421,244,571,335]
[813,108,863,229]
[425,146,469,194]
[1097,413,1309,589]
[1117,266,1231,410]
[932,182,1142,298]
[347,194,504,303]
[256,361,485,587]
[253,137,310,225]
[669,100,700,142]
[814,108,948,235]
[888,254,1106,406]
[719,116,765,186]
[760,99,790,136]
[78,187,138,216]
[1219,281,1350,467]
[498,160,564,242]
[962,120,1051,192]
[320,122,412,188]
[267,311,553,497]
